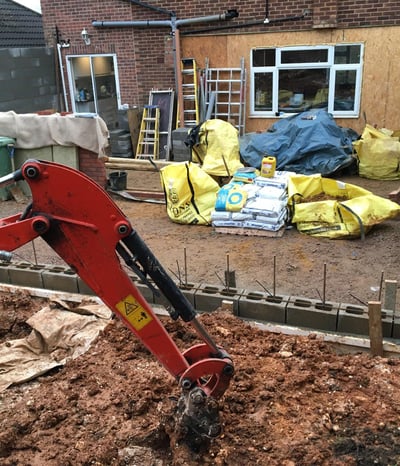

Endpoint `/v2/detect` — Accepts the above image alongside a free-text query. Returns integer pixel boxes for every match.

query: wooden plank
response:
[105,157,172,172]
[108,189,165,204]
[214,226,285,238]
[368,301,384,357]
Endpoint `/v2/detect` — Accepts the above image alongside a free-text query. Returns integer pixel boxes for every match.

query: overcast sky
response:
[13,0,42,13]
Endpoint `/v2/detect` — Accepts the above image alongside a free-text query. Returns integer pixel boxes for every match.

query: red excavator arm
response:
[0,159,234,446]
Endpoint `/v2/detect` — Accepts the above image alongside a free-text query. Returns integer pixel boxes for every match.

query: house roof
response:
[0,0,45,48]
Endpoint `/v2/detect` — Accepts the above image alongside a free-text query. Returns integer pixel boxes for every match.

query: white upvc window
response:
[250,43,364,118]
[66,54,121,127]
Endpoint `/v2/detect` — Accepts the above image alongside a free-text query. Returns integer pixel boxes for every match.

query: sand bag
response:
[160,162,219,225]
[187,119,243,177]
[353,124,400,180]
[287,174,400,238]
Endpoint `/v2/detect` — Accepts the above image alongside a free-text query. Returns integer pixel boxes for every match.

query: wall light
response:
[81,28,91,45]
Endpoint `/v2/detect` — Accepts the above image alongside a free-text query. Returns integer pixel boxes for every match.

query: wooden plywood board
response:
[181,26,400,134]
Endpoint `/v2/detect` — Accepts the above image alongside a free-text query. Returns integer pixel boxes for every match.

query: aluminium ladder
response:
[135,105,160,159]
[177,58,200,128]
[203,57,246,136]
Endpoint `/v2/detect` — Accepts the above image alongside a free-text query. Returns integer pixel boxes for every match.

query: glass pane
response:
[334,45,361,64]
[334,70,356,111]
[252,48,275,67]
[281,49,328,64]
[92,56,118,125]
[278,68,329,112]
[254,72,273,110]
[71,57,96,113]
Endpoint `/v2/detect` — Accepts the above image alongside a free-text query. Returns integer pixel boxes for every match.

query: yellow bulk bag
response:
[191,119,244,177]
[353,124,400,180]
[287,174,400,238]
[160,162,219,225]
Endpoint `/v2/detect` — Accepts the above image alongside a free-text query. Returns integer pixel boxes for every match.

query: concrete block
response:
[8,262,45,288]
[110,136,132,154]
[176,282,198,307]
[152,286,169,307]
[15,147,53,167]
[393,316,400,339]
[134,281,155,304]
[42,266,79,293]
[109,129,126,140]
[77,277,96,296]
[194,284,243,314]
[171,128,191,162]
[194,284,224,312]
[0,263,10,283]
[286,297,339,332]
[52,145,78,169]
[238,291,289,324]
[117,110,130,132]
[337,303,393,338]
[384,280,397,313]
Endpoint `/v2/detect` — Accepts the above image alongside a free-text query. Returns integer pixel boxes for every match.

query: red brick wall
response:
[78,148,107,188]
[41,0,400,110]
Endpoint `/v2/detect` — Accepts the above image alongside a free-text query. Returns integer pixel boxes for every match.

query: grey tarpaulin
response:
[239,109,359,176]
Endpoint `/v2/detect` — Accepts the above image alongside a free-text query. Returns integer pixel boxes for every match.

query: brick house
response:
[40,0,400,142]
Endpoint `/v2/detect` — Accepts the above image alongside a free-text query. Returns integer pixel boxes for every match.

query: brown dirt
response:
[0,170,400,465]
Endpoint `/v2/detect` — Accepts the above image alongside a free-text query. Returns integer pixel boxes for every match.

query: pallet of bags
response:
[211,170,294,234]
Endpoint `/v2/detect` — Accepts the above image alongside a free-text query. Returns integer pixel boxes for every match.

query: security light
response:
[81,28,91,45]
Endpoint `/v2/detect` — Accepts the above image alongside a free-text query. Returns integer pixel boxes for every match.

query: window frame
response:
[66,53,121,115]
[250,43,364,118]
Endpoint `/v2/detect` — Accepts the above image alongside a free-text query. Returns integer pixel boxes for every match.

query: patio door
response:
[66,54,121,128]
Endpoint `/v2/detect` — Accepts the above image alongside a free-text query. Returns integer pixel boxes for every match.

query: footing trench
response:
[1,261,399,353]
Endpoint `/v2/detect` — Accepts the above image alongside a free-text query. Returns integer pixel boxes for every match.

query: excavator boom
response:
[0,159,234,446]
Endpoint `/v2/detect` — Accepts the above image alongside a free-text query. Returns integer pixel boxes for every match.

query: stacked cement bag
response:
[211,171,294,232]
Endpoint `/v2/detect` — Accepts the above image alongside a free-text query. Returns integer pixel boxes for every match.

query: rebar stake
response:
[378,270,384,301]
[184,247,188,287]
[224,253,236,290]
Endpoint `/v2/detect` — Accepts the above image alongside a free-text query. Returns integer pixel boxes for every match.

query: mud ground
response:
[0,169,399,465]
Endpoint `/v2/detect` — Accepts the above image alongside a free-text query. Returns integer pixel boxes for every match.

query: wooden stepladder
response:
[135,105,160,159]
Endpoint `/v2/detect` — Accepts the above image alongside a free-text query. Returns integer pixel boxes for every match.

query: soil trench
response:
[0,171,399,465]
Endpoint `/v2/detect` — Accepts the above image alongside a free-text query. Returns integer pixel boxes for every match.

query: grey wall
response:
[0,47,60,113]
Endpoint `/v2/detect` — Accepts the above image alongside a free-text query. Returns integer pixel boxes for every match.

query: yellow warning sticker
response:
[115,294,152,331]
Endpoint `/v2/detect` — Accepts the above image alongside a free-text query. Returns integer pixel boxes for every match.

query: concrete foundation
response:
[0,261,399,343]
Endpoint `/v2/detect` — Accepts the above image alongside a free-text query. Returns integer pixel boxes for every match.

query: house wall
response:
[40,0,400,135]
[182,26,400,134]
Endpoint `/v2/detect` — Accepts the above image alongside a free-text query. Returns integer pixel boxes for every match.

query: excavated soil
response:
[0,170,400,465]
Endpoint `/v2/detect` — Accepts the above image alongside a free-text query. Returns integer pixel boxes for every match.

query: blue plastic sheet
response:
[239,110,359,176]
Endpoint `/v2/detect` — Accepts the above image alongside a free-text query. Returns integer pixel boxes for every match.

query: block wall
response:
[0,47,58,113]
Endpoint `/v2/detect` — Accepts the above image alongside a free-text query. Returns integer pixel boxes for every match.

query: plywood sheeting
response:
[182,26,400,134]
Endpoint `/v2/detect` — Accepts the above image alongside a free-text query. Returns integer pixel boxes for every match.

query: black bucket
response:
[109,171,127,191]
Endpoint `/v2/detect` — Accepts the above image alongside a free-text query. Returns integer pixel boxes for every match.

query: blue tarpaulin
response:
[239,110,359,176]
